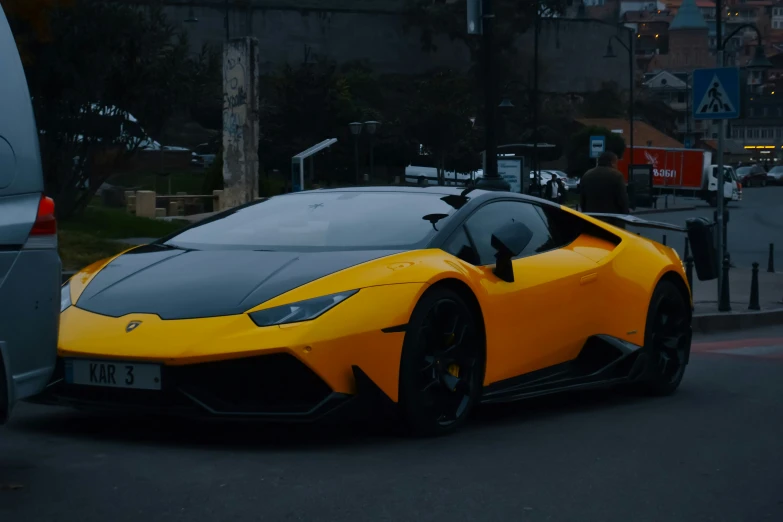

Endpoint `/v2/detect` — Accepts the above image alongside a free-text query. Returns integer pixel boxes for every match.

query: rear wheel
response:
[398,287,485,436]
[637,280,692,396]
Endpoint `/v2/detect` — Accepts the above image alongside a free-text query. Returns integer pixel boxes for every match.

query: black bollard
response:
[662,234,667,246]
[749,262,761,310]
[684,238,690,260]
[769,243,775,273]
[719,255,732,312]
[685,255,694,290]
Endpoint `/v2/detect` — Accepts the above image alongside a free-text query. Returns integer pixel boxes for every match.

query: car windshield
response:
[736,167,751,175]
[162,191,464,251]
[769,166,783,173]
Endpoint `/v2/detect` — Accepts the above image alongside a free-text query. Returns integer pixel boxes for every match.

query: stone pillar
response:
[135,190,156,218]
[212,190,224,212]
[222,37,260,209]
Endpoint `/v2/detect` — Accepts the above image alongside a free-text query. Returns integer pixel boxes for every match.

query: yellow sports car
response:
[34,187,718,435]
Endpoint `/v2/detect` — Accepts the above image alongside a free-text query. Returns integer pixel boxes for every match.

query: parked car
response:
[0,5,60,426]
[736,165,768,187]
[766,165,783,185]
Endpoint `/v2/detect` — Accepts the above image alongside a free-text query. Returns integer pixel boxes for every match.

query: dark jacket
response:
[579,165,630,214]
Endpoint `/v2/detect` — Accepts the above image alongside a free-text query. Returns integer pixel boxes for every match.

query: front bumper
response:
[27,354,390,423]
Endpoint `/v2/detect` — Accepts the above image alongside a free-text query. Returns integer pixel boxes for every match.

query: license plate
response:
[65,359,162,390]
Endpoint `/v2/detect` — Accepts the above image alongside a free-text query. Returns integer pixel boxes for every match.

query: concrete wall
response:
[154,1,629,94]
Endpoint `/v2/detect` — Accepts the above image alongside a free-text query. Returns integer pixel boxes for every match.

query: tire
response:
[636,280,692,396]
[398,287,485,436]
[761,180,767,187]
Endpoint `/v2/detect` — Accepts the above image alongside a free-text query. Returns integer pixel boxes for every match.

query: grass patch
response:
[108,169,208,195]
[59,231,132,272]
[59,207,190,271]
[61,206,189,239]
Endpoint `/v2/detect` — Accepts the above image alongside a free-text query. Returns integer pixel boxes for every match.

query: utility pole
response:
[715,0,725,301]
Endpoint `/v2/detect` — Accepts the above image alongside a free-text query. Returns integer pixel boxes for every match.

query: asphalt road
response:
[636,186,782,270]
[2,325,783,522]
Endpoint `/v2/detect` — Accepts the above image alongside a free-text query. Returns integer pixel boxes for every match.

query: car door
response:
[442,200,603,385]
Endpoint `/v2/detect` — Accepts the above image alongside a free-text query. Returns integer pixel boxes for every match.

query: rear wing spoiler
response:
[584,213,686,233]
[585,213,719,282]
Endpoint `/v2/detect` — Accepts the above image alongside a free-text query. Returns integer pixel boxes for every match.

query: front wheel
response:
[398,287,485,436]
[636,280,692,396]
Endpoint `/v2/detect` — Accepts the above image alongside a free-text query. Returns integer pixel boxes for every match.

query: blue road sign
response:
[589,135,605,158]
[692,67,740,120]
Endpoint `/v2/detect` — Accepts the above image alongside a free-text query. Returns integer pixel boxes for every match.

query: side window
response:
[463,201,553,265]
[536,205,583,248]
[442,226,480,265]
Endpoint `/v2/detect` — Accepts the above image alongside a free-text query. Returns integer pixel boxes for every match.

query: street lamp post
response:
[532,6,540,182]
[714,20,772,302]
[349,122,363,184]
[604,28,635,180]
[364,121,380,180]
[474,0,510,191]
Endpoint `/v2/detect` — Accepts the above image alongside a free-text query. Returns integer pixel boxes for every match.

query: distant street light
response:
[349,122,363,184]
[748,43,773,69]
[184,3,198,23]
[364,121,381,180]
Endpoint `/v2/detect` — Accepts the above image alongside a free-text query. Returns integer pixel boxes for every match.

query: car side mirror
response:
[491,221,533,283]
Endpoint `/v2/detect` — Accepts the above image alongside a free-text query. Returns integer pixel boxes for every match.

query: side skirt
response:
[480,335,650,404]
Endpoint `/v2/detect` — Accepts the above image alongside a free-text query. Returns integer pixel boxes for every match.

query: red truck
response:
[616,146,741,206]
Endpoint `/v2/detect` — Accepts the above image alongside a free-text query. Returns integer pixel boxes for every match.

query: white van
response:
[0,6,61,425]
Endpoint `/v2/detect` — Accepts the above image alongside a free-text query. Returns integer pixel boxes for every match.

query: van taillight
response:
[24,196,57,249]
[30,196,57,236]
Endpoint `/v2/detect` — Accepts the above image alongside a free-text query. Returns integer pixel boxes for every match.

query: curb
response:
[632,206,697,215]
[693,308,783,334]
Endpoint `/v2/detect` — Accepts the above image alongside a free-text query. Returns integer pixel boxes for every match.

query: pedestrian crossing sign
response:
[692,67,740,120]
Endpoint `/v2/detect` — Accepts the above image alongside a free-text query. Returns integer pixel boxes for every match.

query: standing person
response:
[544,174,564,203]
[580,151,630,215]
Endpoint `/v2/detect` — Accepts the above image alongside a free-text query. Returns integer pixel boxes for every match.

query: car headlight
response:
[61,281,72,312]
[248,290,358,327]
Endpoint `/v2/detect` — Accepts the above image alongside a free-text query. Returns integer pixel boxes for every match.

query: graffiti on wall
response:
[223,44,248,145]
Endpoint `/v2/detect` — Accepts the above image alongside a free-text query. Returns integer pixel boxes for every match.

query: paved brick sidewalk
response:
[692,267,783,314]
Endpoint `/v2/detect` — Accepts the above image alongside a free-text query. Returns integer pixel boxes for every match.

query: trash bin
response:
[685,217,719,281]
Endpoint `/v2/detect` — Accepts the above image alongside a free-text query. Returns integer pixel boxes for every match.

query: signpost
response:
[589,135,606,159]
[497,158,523,193]
[692,66,740,303]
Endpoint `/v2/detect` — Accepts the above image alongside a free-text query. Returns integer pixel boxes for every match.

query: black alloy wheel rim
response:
[415,299,479,427]
[650,294,690,384]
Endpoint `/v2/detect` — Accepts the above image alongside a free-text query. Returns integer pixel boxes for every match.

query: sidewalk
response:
[691,268,783,332]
